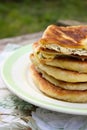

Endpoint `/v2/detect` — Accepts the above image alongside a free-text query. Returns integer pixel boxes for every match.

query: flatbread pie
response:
[29,24,87,103]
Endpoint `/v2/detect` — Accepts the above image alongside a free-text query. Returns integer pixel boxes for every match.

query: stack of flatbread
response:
[30,24,87,103]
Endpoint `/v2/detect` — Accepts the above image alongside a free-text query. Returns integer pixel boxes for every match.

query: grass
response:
[0,0,87,38]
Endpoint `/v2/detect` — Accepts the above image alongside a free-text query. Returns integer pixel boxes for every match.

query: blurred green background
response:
[0,0,87,38]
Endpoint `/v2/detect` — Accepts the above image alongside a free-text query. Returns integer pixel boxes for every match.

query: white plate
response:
[1,44,87,115]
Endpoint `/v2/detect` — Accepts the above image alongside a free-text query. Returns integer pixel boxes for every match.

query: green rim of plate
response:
[1,44,87,115]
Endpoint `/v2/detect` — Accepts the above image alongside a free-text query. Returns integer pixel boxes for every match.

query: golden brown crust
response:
[40,24,87,49]
[37,67,87,91]
[38,56,87,73]
[32,42,87,73]
[30,64,87,103]
[30,53,87,83]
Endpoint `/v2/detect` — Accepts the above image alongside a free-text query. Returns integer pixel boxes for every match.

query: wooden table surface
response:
[0,31,43,52]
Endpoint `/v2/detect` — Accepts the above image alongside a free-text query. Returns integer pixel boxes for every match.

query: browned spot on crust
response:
[41,25,87,48]
[59,26,87,42]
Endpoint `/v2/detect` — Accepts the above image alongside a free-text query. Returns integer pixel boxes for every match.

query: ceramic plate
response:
[1,44,87,115]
